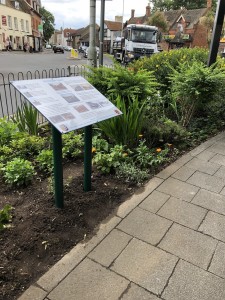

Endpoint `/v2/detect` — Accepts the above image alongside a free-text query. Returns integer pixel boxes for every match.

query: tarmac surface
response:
[19,131,225,300]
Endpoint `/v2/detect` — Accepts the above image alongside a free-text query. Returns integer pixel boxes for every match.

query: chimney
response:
[207,0,212,8]
[146,5,151,17]
[115,16,122,22]
[131,9,135,18]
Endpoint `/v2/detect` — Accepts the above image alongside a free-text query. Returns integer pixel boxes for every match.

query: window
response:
[26,20,29,32]
[15,1,19,9]
[8,16,12,29]
[0,0,6,4]
[14,17,18,30]
[21,19,24,31]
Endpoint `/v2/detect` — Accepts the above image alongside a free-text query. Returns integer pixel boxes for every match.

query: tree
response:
[39,7,55,42]
[152,0,217,11]
[147,11,168,32]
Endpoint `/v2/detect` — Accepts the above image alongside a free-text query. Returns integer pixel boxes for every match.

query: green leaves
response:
[0,204,13,230]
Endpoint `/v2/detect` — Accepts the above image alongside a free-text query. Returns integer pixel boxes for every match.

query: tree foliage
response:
[39,6,55,42]
[152,0,217,11]
[147,11,168,32]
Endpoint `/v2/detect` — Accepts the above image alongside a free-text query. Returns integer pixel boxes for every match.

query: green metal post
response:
[84,125,92,191]
[52,125,64,208]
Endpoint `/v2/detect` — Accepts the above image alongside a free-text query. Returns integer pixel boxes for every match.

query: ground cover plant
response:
[1,48,225,299]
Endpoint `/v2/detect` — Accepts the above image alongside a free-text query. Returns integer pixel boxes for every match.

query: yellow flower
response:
[156,148,162,153]
[138,134,143,138]
[123,152,128,157]
[167,143,172,147]
[92,147,96,153]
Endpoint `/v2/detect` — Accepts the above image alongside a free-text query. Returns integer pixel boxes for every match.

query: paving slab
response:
[48,258,129,300]
[18,286,47,300]
[210,153,225,167]
[196,150,215,161]
[156,163,180,179]
[192,189,225,216]
[173,154,193,167]
[88,229,132,267]
[117,207,172,245]
[159,223,217,269]
[157,177,199,202]
[209,242,225,278]
[171,166,195,181]
[184,157,220,175]
[214,165,225,179]
[120,283,160,300]
[139,190,170,213]
[111,238,178,296]
[187,171,225,193]
[162,260,225,300]
[199,211,225,242]
[207,142,225,155]
[116,177,164,218]
[157,197,207,229]
[37,215,121,292]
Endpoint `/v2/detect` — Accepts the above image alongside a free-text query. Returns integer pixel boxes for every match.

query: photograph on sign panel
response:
[59,124,69,132]
[59,91,81,103]
[49,82,67,91]
[49,115,65,124]
[74,104,89,113]
[61,113,76,120]
[86,102,101,110]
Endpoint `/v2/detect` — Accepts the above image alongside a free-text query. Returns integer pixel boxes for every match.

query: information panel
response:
[11,76,122,133]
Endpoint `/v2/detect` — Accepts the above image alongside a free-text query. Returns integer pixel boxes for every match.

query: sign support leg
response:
[84,125,92,191]
[52,126,64,208]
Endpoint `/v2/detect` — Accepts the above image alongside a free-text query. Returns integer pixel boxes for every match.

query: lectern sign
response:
[11,76,122,133]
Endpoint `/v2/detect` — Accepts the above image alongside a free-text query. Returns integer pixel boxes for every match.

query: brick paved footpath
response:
[19,131,225,300]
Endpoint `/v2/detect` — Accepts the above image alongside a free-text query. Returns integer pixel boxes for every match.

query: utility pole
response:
[88,0,97,67]
[99,0,105,66]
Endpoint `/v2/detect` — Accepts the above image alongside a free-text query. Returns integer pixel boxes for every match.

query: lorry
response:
[113,24,160,64]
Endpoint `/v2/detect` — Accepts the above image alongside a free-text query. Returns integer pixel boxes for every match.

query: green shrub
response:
[36,149,53,174]
[1,158,35,186]
[116,162,149,184]
[10,134,46,159]
[62,132,84,159]
[92,134,109,152]
[11,102,39,135]
[98,96,146,148]
[132,47,209,96]
[0,204,13,230]
[0,118,18,145]
[87,64,158,103]
[93,144,128,173]
[142,118,189,147]
[0,145,15,163]
[170,61,225,127]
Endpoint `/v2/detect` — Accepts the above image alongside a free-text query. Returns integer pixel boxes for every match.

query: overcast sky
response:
[41,0,151,30]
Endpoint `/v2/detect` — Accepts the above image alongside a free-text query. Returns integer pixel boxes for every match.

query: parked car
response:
[45,44,51,49]
[78,45,88,53]
[83,47,99,58]
[54,45,64,53]
[64,46,73,51]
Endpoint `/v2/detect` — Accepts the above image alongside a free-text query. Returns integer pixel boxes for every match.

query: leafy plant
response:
[87,64,158,103]
[62,132,84,159]
[92,134,109,152]
[10,134,46,159]
[169,61,225,127]
[98,96,146,148]
[1,158,35,186]
[116,162,149,184]
[0,204,13,230]
[0,118,18,145]
[93,144,128,173]
[11,102,39,136]
[36,149,53,174]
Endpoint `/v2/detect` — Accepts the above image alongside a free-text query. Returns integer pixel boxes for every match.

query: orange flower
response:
[92,147,96,153]
[167,143,172,147]
[156,148,162,153]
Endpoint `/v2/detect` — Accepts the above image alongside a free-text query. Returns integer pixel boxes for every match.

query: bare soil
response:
[0,161,136,300]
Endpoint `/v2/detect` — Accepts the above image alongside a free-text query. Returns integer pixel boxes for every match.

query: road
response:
[0,49,113,76]
[0,49,113,118]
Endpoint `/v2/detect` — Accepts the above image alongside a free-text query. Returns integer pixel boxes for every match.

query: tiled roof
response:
[127,15,148,25]
[164,9,185,28]
[104,20,123,31]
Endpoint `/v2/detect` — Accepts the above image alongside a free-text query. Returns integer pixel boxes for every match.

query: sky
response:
[41,0,151,30]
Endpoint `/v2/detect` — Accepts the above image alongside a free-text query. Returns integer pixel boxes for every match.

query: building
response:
[104,17,123,53]
[70,24,100,50]
[0,0,32,50]
[0,0,42,51]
